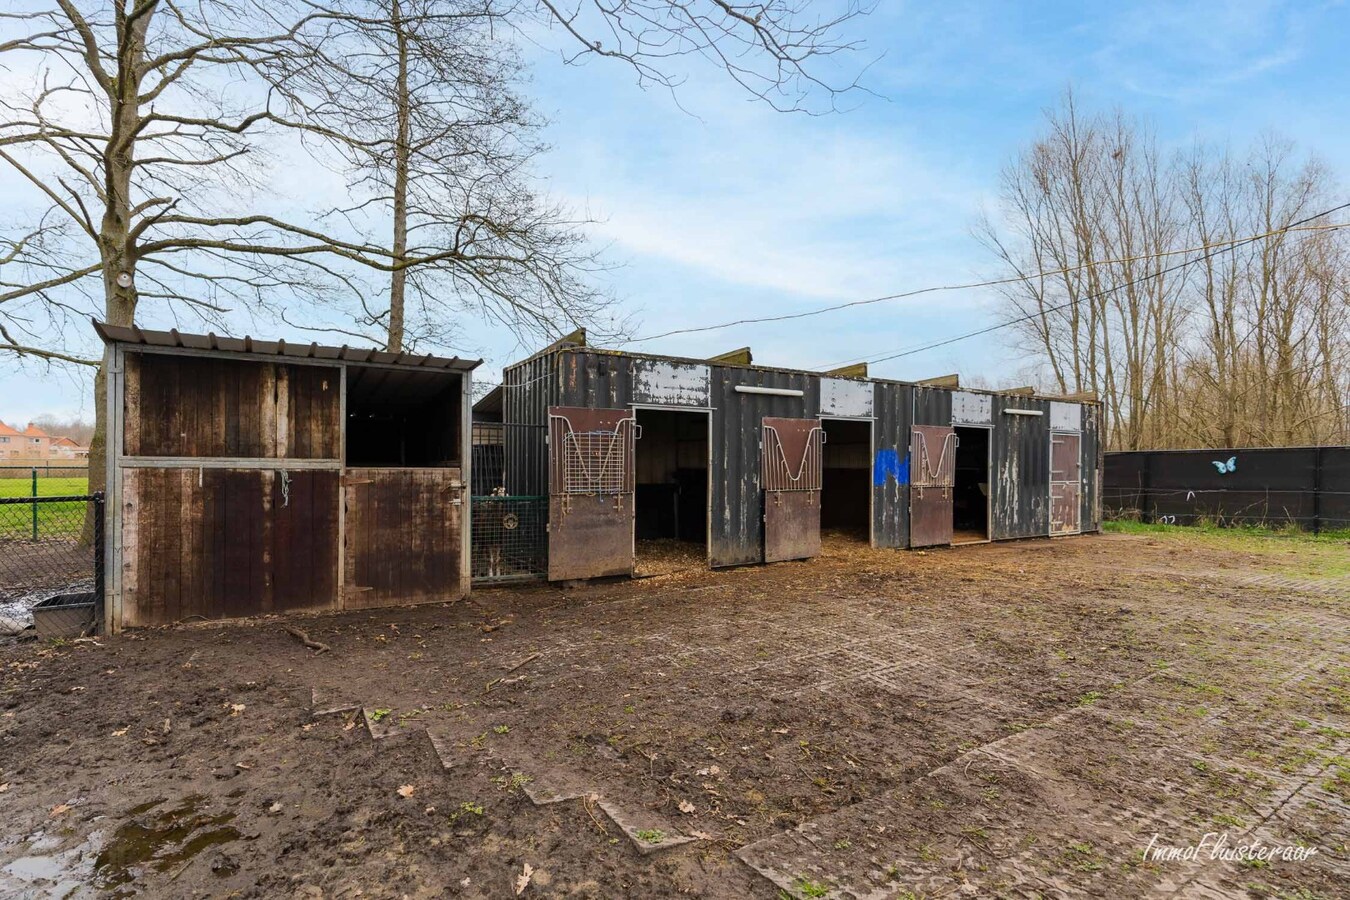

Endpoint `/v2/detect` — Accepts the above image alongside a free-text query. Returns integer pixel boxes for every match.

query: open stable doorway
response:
[953,425,990,544]
[634,408,709,574]
[820,418,872,544]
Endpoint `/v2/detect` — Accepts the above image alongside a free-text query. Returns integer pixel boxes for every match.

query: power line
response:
[623,219,1350,347]
[822,201,1350,370]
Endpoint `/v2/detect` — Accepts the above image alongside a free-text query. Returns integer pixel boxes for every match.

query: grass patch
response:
[1104,520,1350,542]
[0,475,92,540]
[1103,520,1350,577]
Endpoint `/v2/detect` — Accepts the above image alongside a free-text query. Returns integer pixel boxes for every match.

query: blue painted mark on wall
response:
[874,449,909,487]
[1211,456,1237,474]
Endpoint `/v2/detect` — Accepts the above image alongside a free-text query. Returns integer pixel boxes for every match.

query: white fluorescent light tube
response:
[1003,409,1044,416]
[734,385,804,397]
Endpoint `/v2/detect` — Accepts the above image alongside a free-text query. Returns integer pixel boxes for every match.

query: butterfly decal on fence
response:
[1212,456,1237,474]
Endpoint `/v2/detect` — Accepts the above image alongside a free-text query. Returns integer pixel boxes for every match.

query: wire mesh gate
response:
[470,422,547,583]
[0,492,104,637]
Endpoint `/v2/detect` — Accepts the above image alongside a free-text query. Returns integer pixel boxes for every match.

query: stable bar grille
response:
[911,429,957,489]
[549,413,636,495]
[762,424,824,492]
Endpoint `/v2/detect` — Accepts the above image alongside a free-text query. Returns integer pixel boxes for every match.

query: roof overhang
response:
[93,320,480,373]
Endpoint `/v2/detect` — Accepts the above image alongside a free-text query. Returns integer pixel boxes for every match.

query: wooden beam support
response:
[1046,390,1098,402]
[916,373,959,389]
[825,362,868,378]
[708,347,752,365]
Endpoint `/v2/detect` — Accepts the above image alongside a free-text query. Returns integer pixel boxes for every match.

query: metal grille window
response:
[911,429,957,489]
[762,423,824,492]
[548,413,636,495]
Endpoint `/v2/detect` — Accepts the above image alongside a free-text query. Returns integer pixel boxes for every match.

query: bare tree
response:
[981,93,1350,450]
[267,0,615,353]
[0,0,396,499]
[2,0,873,507]
[266,0,873,352]
[526,0,871,112]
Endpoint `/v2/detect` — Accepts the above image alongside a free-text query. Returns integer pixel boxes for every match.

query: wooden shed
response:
[97,321,478,632]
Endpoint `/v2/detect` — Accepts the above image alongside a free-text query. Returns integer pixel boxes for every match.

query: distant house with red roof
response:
[0,420,88,460]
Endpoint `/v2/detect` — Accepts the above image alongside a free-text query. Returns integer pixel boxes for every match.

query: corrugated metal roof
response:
[93,319,480,372]
[472,384,503,415]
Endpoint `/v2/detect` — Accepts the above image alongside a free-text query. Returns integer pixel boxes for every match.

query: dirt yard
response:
[0,530,1346,899]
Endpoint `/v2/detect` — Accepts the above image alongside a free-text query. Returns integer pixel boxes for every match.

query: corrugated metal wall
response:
[546,350,834,567]
[870,381,911,549]
[501,351,556,496]
[709,366,820,567]
[1081,403,1103,532]
[502,346,1106,569]
[991,395,1051,539]
[911,385,953,427]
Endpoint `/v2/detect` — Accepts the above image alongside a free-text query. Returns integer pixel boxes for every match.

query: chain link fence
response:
[0,493,103,638]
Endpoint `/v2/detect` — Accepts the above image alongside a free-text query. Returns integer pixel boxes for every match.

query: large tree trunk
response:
[386,0,411,353]
[86,3,149,539]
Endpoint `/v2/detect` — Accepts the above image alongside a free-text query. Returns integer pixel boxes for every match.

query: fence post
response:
[31,468,38,541]
[1311,446,1323,536]
[93,492,106,635]
[1140,452,1153,524]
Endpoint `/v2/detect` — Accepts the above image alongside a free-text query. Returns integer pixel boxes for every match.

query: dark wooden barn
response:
[98,322,477,631]
[479,332,1103,582]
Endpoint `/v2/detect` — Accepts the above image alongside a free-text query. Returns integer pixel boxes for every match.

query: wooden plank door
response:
[1050,433,1082,535]
[344,468,464,608]
[910,425,956,548]
[547,407,636,581]
[120,467,339,626]
[762,417,823,562]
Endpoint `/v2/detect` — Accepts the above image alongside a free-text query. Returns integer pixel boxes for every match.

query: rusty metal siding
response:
[1081,404,1103,532]
[870,381,912,549]
[556,350,636,408]
[710,367,819,567]
[502,346,1108,563]
[911,385,953,427]
[990,395,1051,539]
[631,358,711,406]
[501,351,559,496]
[551,351,825,567]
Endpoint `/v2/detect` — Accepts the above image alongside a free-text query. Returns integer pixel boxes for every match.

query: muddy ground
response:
[0,530,1346,899]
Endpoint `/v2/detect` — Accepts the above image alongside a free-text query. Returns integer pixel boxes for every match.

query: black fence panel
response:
[1104,447,1349,532]
[0,493,104,636]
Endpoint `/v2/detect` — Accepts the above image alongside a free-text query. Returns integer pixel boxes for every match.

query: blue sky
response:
[3,0,1349,425]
